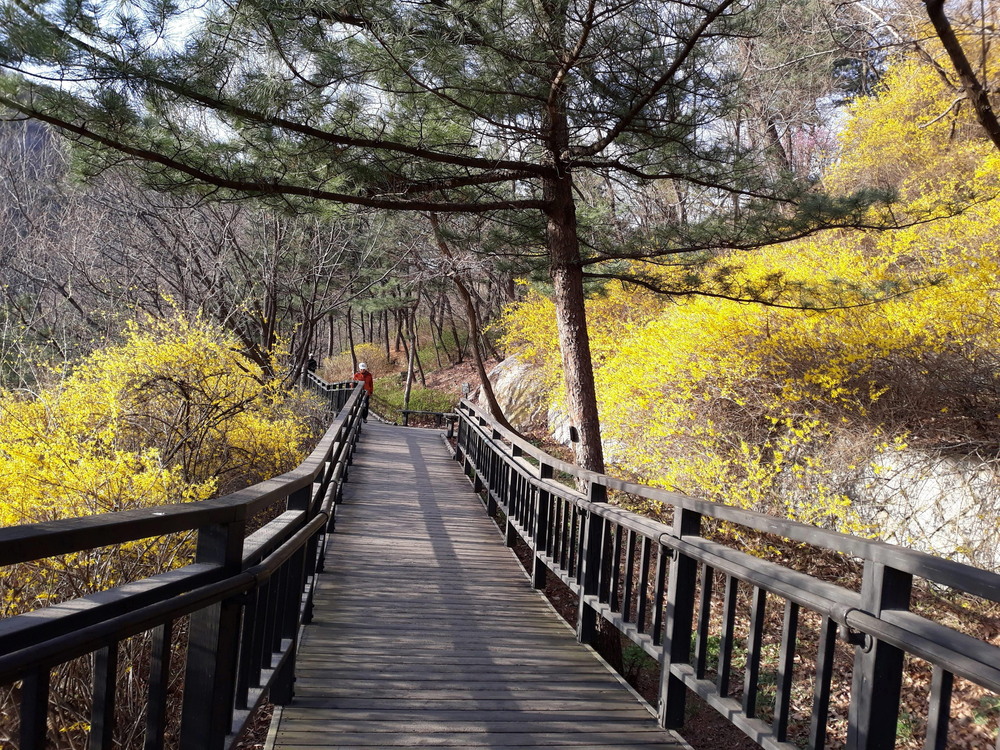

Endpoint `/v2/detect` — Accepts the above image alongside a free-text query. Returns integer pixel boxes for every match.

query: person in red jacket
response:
[353,362,374,421]
[353,362,374,394]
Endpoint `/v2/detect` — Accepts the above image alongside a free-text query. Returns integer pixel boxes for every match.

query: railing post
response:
[577,483,607,645]
[453,415,463,460]
[90,641,119,750]
[19,668,50,750]
[484,428,500,517]
[468,417,487,494]
[846,562,913,749]
[346,400,356,467]
[471,439,484,494]
[179,513,247,750]
[531,462,553,589]
[658,507,701,729]
[290,477,319,632]
[145,621,173,750]
[454,410,469,466]
[272,540,309,704]
[504,445,521,547]
[498,445,524,547]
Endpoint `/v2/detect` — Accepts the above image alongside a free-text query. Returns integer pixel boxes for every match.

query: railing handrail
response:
[401,408,457,428]
[452,397,1000,750]
[455,399,1000,601]
[0,376,367,750]
[0,379,362,566]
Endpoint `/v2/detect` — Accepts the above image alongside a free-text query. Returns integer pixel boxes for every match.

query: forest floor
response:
[421,358,493,398]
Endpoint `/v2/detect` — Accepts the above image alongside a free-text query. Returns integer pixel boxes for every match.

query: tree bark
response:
[457,278,516,431]
[433,296,453,365]
[427,288,445,369]
[925,0,1000,151]
[539,33,606,473]
[444,296,465,363]
[346,306,358,371]
[412,306,427,387]
[382,310,390,361]
[402,293,427,387]
[393,303,406,354]
[545,173,606,473]
[402,310,416,411]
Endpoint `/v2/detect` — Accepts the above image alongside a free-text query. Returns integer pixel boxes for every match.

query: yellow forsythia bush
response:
[0,312,317,582]
[0,314,319,748]
[500,36,1000,535]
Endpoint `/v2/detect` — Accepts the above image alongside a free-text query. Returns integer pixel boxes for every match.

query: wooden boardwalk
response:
[267,422,688,750]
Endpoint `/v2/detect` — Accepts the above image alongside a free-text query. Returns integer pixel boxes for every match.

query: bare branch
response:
[924,0,1000,150]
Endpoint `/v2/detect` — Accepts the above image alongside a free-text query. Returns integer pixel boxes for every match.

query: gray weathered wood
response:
[268,423,686,750]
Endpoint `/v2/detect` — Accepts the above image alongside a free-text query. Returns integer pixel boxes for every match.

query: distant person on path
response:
[353,362,373,421]
[353,362,374,394]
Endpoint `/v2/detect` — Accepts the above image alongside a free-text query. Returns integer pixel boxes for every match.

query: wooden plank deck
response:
[267,422,689,750]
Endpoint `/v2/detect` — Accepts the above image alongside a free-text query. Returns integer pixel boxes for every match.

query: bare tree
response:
[0,120,402,383]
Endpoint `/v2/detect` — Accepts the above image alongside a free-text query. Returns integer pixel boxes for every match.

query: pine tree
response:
[0,0,891,470]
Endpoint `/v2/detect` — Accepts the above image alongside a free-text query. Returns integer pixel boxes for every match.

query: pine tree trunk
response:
[457,278,515,432]
[411,306,427,387]
[383,310,391,361]
[402,312,416,411]
[545,173,606,474]
[436,299,454,365]
[394,307,405,355]
[445,296,465,363]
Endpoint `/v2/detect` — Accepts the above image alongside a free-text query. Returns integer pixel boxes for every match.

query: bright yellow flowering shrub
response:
[0,314,320,748]
[0,312,319,619]
[497,281,668,412]
[500,37,1000,537]
[0,314,314,530]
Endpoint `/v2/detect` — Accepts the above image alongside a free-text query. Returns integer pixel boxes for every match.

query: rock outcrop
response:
[479,356,552,433]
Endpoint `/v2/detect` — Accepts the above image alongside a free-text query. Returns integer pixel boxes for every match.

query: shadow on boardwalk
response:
[267,422,689,749]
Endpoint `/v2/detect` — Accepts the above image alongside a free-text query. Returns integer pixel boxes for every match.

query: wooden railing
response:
[401,409,457,428]
[453,399,1000,750]
[358,387,456,428]
[302,371,356,413]
[0,381,366,750]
